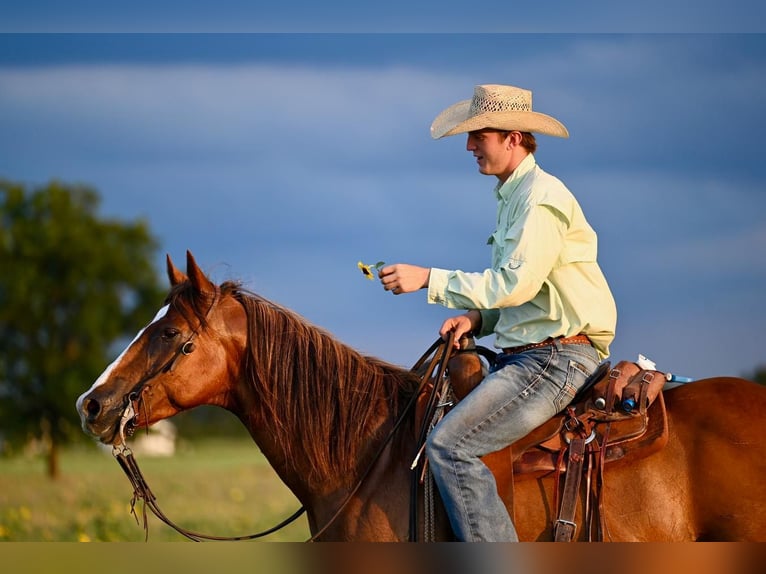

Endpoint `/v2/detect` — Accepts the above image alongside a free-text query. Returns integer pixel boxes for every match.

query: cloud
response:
[1,34,764,380]
[2,1,764,32]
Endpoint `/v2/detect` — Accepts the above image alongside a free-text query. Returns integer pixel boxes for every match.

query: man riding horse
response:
[378,84,617,541]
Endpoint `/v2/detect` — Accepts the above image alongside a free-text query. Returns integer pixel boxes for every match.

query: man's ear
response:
[507,130,523,147]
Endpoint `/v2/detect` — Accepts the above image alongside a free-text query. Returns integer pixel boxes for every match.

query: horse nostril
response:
[85,398,101,420]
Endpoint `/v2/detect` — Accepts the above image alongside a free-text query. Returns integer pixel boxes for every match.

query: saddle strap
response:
[596,422,611,540]
[638,370,656,415]
[553,436,587,542]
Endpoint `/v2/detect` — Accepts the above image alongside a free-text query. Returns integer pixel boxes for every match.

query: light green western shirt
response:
[427,153,617,360]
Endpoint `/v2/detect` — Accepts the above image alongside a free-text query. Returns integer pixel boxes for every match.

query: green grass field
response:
[0,437,310,542]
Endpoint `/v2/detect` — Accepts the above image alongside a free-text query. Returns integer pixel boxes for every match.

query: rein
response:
[112,442,306,541]
[111,297,456,541]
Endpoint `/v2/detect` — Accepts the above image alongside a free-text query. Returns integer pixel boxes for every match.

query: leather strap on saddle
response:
[553,434,586,542]
[552,407,597,542]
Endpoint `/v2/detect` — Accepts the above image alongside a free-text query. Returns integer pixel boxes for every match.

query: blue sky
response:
[1,1,764,33]
[1,9,765,380]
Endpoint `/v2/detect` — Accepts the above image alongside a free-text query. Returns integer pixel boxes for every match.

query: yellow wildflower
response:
[357,261,384,280]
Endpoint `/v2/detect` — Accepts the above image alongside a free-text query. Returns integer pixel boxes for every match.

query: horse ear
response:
[166,254,188,286]
[186,250,216,295]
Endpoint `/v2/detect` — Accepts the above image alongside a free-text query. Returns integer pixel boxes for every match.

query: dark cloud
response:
[1,1,763,32]
[1,34,764,379]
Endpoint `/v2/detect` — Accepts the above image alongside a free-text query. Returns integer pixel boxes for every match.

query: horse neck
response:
[231,361,418,540]
[232,294,420,538]
[234,346,412,483]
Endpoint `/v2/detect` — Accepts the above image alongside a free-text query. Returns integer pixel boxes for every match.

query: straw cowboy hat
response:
[430,84,569,139]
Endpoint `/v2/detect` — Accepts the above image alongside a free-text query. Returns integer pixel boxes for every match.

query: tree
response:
[746,366,766,386]
[0,179,165,478]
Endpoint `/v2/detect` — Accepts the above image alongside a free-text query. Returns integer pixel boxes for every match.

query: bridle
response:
[116,337,195,443]
[113,290,218,446]
[110,286,455,541]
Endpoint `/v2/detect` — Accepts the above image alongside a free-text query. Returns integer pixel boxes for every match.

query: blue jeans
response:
[425,340,600,541]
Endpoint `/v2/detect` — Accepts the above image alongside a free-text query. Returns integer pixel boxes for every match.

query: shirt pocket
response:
[488,229,525,271]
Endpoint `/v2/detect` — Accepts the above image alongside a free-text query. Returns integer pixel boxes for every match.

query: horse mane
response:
[166,279,421,487]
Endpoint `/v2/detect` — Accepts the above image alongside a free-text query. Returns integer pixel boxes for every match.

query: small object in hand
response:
[358,261,385,280]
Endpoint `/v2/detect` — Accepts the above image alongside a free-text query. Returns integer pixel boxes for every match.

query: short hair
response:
[519,132,537,154]
[499,131,538,154]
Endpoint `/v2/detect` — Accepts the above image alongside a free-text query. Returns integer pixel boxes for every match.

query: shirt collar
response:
[495,153,537,201]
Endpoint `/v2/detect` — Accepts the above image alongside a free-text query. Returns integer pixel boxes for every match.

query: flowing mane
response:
[166,280,421,486]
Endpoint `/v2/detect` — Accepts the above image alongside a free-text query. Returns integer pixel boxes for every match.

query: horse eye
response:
[162,327,181,340]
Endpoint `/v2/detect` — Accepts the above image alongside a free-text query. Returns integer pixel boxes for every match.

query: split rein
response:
[110,302,456,541]
[113,445,306,541]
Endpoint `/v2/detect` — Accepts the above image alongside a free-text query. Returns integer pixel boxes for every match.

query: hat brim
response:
[430,99,569,139]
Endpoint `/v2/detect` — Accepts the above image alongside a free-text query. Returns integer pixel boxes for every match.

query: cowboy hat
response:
[430,84,569,139]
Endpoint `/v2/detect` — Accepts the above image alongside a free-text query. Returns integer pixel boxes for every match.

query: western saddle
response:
[414,336,669,542]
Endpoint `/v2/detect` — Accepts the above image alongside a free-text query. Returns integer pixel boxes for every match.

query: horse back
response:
[663,376,766,431]
[661,377,766,540]
[492,376,766,541]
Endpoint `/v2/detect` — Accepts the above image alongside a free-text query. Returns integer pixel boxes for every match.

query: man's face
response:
[465,129,514,179]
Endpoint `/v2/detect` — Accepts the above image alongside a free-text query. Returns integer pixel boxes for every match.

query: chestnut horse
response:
[77,252,766,541]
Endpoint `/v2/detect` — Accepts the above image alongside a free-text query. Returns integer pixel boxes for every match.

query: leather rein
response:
[110,289,455,541]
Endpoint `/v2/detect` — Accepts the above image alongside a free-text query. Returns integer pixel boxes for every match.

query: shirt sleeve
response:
[427,204,567,310]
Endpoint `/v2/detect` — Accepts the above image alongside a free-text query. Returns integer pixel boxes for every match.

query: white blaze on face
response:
[76,305,170,412]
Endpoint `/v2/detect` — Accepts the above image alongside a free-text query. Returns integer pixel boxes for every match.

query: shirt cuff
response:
[426,267,451,305]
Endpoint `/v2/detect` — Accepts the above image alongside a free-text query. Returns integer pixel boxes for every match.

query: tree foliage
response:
[0,179,165,477]
[746,366,766,386]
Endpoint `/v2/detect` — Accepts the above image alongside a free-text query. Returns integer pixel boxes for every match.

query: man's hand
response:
[439,311,482,348]
[379,264,430,295]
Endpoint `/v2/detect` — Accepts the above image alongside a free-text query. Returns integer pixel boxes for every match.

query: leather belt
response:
[503,334,592,355]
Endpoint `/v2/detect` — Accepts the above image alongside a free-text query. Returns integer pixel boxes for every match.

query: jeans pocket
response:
[554,359,591,412]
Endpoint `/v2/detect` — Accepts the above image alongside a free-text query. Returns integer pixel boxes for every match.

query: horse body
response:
[505,376,766,541]
[76,252,766,541]
[660,378,766,540]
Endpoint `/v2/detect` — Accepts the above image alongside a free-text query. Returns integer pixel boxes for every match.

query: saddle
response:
[508,360,668,478]
[414,338,670,542]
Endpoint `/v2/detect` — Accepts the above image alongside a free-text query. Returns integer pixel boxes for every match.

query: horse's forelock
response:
[164,279,231,330]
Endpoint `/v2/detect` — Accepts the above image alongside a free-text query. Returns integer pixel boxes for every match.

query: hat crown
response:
[469,84,532,117]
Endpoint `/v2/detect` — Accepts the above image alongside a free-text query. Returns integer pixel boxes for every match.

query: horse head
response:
[76,251,247,446]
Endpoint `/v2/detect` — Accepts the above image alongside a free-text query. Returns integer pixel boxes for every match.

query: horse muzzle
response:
[76,386,136,444]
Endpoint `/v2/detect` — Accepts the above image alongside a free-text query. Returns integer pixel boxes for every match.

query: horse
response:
[76,251,766,541]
